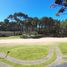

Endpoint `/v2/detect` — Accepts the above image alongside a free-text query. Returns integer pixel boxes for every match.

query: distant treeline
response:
[0,12,67,37]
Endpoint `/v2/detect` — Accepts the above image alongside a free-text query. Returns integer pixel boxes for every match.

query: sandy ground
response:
[0,37,67,45]
[0,37,67,44]
[0,37,67,46]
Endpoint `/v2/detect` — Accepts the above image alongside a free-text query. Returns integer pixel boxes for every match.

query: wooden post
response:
[5,51,10,58]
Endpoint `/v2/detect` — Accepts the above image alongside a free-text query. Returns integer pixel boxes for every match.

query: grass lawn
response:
[59,42,67,55]
[0,36,21,39]
[63,57,67,60]
[0,45,49,60]
[0,47,56,67]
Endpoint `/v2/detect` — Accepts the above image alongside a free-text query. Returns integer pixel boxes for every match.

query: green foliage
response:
[61,20,67,27]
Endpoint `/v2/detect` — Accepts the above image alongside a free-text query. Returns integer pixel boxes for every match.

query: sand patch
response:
[0,37,67,46]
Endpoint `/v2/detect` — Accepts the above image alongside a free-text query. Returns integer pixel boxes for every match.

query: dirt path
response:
[0,47,53,65]
[47,47,63,67]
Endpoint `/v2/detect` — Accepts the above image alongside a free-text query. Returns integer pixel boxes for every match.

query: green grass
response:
[59,42,67,55]
[0,48,56,67]
[0,36,21,39]
[0,45,49,60]
[63,57,67,60]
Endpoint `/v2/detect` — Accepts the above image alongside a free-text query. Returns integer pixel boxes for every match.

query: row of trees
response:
[0,12,67,37]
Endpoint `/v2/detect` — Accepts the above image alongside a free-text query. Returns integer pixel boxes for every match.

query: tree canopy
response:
[0,12,67,37]
[50,0,67,16]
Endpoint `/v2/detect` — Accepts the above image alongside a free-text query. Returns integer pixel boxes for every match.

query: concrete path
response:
[46,47,63,67]
[0,48,53,65]
[0,61,12,67]
[55,62,67,67]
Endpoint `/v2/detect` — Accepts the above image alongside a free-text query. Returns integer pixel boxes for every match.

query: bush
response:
[20,34,31,38]
[31,34,44,38]
[20,33,44,39]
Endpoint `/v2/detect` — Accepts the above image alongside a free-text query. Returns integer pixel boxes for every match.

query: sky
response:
[0,0,67,21]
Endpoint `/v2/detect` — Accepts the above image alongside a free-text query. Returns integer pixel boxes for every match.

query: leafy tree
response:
[50,0,67,16]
